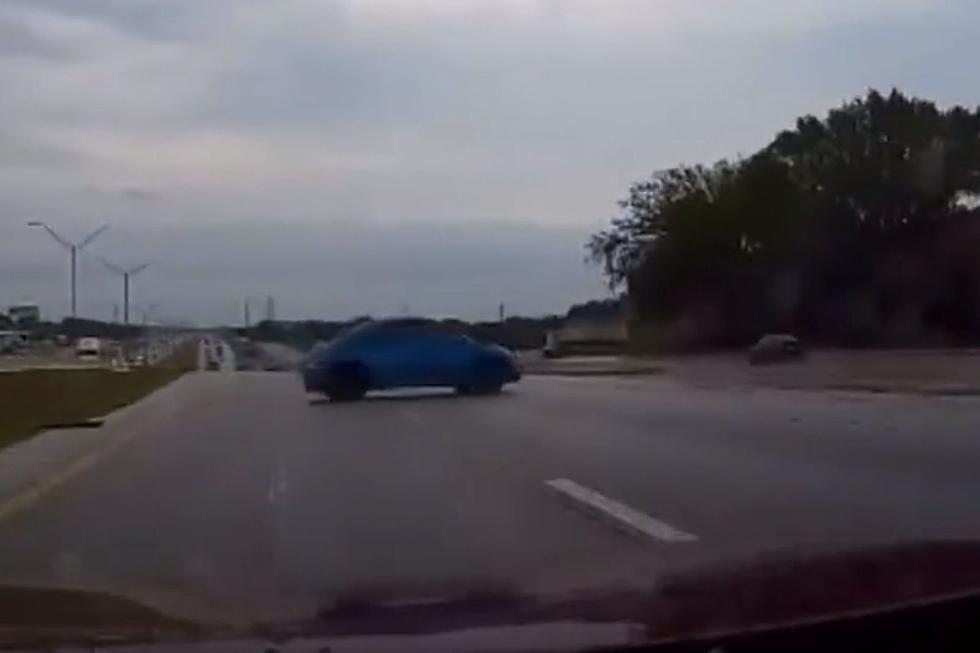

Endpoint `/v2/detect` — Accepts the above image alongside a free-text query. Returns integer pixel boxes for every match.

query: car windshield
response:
[5,2,980,650]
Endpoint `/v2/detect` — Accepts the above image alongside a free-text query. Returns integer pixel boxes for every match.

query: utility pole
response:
[265,295,275,322]
[244,298,251,328]
[499,302,505,322]
[27,221,109,318]
[101,259,152,325]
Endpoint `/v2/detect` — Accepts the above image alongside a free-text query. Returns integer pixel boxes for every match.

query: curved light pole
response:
[101,259,152,325]
[27,221,110,318]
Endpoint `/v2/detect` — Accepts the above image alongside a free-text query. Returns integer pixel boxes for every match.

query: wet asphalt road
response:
[1,370,980,624]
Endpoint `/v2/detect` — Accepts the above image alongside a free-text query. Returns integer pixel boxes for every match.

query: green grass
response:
[0,347,196,450]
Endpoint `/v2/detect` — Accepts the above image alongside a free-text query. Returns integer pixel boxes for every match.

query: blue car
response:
[302,318,521,400]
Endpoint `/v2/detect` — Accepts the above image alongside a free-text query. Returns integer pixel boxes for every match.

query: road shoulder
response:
[0,373,202,522]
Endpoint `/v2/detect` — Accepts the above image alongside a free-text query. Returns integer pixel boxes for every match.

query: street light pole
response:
[102,259,152,325]
[69,245,76,316]
[27,221,109,318]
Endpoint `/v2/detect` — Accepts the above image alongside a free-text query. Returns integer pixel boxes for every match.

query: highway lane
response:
[0,371,979,624]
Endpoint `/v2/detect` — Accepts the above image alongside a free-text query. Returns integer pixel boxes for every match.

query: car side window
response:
[406,326,440,344]
[340,321,444,349]
[364,325,418,346]
[355,328,394,346]
[417,328,456,346]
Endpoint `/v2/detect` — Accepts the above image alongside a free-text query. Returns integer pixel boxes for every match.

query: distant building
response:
[8,303,40,326]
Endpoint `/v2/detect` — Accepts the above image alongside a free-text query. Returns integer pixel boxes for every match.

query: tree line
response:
[249,315,564,351]
[5,317,148,342]
[589,89,980,349]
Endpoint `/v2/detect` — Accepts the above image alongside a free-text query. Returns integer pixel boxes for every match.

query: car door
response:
[359,325,433,388]
[393,327,466,387]
[423,332,477,386]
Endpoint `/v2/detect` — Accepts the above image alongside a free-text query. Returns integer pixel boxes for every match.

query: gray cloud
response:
[3,0,222,42]
[1,0,977,323]
[0,128,80,169]
[0,17,70,58]
[118,187,161,204]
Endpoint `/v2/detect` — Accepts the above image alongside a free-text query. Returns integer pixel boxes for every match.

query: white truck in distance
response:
[75,337,102,360]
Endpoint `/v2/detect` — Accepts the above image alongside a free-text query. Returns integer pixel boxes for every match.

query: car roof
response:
[376,317,434,328]
[327,318,439,343]
[758,333,797,343]
[351,318,436,332]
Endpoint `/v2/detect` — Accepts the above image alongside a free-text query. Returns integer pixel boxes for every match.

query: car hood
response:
[9,540,980,651]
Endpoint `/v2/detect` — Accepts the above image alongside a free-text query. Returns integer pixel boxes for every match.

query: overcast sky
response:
[2,0,979,324]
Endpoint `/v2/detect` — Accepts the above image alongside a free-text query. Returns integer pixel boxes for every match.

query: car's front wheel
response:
[457,357,507,396]
[324,362,369,401]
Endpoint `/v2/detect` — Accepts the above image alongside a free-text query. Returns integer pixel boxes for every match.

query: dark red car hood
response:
[278,540,980,640]
[7,540,980,651]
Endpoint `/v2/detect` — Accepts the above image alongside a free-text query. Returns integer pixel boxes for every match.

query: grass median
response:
[0,349,196,450]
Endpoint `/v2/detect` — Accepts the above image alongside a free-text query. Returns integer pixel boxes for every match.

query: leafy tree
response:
[590,89,980,347]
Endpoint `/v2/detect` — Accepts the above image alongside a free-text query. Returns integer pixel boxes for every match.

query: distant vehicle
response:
[543,331,561,358]
[748,333,804,365]
[302,318,521,400]
[0,330,29,354]
[75,337,102,360]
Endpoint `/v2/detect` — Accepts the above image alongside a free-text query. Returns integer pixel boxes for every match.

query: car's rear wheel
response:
[324,362,369,401]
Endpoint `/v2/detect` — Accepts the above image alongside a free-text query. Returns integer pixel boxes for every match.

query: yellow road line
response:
[0,375,201,523]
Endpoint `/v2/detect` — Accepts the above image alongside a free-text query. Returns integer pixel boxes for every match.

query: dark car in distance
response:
[748,333,804,365]
[302,318,521,400]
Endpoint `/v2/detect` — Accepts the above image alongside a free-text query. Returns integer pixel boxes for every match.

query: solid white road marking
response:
[544,478,699,543]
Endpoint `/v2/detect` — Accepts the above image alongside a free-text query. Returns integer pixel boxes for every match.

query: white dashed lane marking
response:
[545,478,699,543]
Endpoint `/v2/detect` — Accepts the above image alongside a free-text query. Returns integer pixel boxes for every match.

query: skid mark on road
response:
[399,408,426,427]
[545,478,699,543]
[266,460,289,505]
